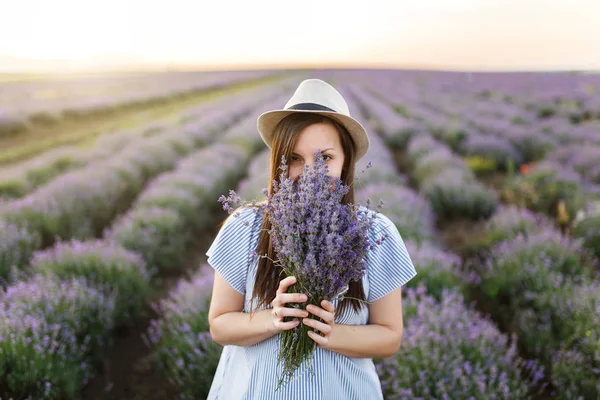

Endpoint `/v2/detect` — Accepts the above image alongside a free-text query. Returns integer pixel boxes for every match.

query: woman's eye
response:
[323,155,332,160]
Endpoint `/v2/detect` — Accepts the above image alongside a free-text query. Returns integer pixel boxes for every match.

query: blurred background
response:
[1,1,599,400]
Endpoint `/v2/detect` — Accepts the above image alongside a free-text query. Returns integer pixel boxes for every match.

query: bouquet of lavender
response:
[219,150,386,388]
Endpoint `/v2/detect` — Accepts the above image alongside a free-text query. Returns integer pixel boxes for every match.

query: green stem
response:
[276,282,321,390]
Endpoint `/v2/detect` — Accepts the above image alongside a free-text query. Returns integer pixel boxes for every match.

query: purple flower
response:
[0,219,41,281]
[403,241,472,299]
[376,288,541,399]
[356,183,435,243]
[0,273,116,398]
[483,204,557,244]
[29,239,151,327]
[459,133,524,168]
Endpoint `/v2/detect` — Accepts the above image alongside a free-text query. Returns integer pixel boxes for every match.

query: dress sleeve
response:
[205,207,258,295]
[366,212,417,302]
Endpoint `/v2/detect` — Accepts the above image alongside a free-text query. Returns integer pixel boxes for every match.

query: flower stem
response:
[275,282,320,390]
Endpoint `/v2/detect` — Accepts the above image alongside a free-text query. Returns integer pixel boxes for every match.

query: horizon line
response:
[1,61,599,76]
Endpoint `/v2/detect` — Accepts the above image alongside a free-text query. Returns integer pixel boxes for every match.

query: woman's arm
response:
[208,273,308,347]
[304,288,404,359]
[208,272,275,347]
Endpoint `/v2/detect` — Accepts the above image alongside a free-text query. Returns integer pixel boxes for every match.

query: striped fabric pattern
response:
[206,205,417,400]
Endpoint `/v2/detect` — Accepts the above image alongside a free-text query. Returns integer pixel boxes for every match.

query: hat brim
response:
[256,109,370,161]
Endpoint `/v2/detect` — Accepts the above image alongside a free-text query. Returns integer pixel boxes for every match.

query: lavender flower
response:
[459,133,524,169]
[347,85,420,148]
[356,183,435,243]
[104,206,189,275]
[237,149,271,200]
[478,229,596,319]
[219,150,386,387]
[421,169,498,220]
[503,126,556,162]
[30,239,151,327]
[518,279,600,399]
[145,265,221,399]
[483,204,557,245]
[403,241,471,300]
[0,273,116,399]
[0,219,41,282]
[376,288,543,399]
[355,132,408,187]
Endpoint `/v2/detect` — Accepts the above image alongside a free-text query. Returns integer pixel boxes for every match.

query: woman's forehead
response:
[294,124,341,152]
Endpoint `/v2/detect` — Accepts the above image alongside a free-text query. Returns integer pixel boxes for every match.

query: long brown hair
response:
[251,113,365,317]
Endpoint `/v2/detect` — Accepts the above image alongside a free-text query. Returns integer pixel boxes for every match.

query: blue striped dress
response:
[205,205,417,400]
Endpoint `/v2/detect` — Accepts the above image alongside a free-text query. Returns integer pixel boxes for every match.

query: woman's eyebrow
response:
[292,148,334,156]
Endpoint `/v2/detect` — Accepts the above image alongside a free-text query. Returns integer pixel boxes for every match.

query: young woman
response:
[206,79,417,399]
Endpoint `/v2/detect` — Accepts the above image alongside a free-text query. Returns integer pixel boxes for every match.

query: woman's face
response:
[288,121,345,182]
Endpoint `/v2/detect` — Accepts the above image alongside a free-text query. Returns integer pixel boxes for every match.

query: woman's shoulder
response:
[221,204,262,228]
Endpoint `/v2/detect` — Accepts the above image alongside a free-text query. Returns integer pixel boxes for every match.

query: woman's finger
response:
[278,293,308,305]
[275,319,300,331]
[276,307,308,319]
[277,276,296,294]
[302,317,332,335]
[306,304,334,324]
[321,300,335,314]
[307,330,329,347]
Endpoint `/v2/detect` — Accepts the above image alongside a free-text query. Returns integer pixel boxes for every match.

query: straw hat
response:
[257,78,370,161]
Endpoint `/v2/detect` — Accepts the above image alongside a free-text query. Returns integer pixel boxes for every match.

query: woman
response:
[206,79,417,399]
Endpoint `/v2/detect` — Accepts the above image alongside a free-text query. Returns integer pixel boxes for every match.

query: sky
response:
[0,0,598,73]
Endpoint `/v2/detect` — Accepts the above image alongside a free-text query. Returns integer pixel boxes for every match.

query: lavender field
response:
[1,69,599,400]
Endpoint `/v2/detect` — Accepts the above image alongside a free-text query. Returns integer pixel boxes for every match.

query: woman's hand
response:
[270,276,309,333]
[304,300,336,348]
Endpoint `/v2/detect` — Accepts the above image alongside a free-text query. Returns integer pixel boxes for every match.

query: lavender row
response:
[0,244,146,399]
[0,81,292,200]
[406,133,499,220]
[345,84,421,150]
[145,265,219,400]
[499,158,600,259]
[377,287,544,399]
[349,92,541,395]
[104,141,252,275]
[349,69,600,124]
[0,93,292,396]
[357,73,599,182]
[0,218,40,283]
[363,191,541,396]
[0,131,269,398]
[359,76,600,258]
[473,205,600,399]
[361,73,600,398]
[0,88,291,280]
[345,83,499,220]
[0,70,283,138]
